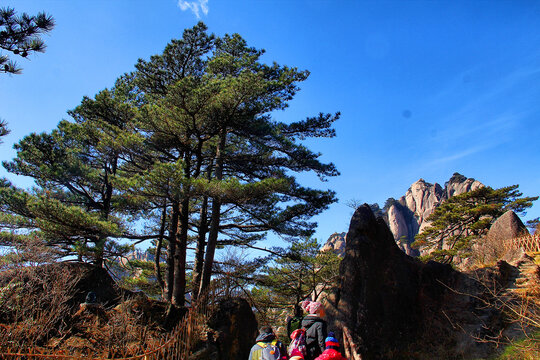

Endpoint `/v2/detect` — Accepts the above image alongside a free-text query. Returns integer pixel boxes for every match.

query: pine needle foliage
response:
[255,237,341,308]
[0,7,54,74]
[0,22,339,306]
[413,185,537,264]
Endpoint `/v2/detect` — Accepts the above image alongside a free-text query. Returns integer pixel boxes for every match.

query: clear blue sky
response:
[1,1,539,247]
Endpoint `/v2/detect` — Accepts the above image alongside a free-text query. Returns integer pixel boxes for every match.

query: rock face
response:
[321,232,346,256]
[475,210,530,264]
[487,210,528,243]
[325,204,523,360]
[386,173,483,253]
[192,298,257,360]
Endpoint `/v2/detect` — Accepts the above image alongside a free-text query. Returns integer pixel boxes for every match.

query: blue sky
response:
[1,0,539,248]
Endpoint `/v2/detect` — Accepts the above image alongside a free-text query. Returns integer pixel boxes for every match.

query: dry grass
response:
[0,240,172,357]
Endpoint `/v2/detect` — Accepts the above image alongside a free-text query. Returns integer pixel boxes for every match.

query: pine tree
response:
[125,23,339,304]
[412,185,537,264]
[1,89,137,265]
[0,7,54,74]
[1,22,340,307]
[254,237,341,308]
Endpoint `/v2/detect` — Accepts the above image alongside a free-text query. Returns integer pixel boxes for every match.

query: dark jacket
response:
[301,315,327,360]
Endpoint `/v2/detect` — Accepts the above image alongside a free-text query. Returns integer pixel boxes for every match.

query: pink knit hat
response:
[300,300,311,312]
[307,301,322,314]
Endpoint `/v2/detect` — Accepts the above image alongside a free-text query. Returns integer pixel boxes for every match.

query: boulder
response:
[487,210,528,243]
[203,297,258,360]
[326,204,506,359]
[474,211,529,264]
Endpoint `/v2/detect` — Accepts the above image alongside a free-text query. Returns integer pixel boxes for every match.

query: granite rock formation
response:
[190,297,257,360]
[475,210,529,265]
[321,232,346,256]
[487,210,528,243]
[324,204,531,360]
[386,173,483,254]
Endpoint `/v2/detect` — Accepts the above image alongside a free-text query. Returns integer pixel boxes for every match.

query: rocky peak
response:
[386,173,483,252]
[321,232,346,257]
[402,179,444,233]
[445,172,483,198]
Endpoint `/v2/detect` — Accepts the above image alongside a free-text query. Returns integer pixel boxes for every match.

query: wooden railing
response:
[1,291,214,360]
[506,233,540,253]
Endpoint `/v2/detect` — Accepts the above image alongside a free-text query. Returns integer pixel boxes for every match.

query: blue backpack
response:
[256,339,281,360]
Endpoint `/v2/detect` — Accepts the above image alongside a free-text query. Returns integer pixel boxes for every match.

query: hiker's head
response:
[325,331,339,350]
[300,299,311,312]
[307,301,324,316]
[259,325,273,335]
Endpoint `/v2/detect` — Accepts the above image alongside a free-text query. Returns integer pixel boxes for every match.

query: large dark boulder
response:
[191,297,257,360]
[325,204,505,359]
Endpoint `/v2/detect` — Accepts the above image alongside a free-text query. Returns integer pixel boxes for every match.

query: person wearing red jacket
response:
[314,332,347,360]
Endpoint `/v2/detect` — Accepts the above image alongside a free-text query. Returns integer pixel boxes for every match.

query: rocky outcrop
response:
[475,210,530,265]
[325,204,529,360]
[321,232,347,256]
[0,262,186,354]
[404,179,444,233]
[487,210,528,243]
[191,297,258,360]
[445,172,484,198]
[0,262,129,309]
[386,173,483,252]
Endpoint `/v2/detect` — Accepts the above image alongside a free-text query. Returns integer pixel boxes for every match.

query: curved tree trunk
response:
[199,128,226,295]
[192,195,209,301]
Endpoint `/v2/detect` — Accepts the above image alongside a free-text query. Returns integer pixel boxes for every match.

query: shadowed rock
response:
[190,297,257,360]
[325,204,512,360]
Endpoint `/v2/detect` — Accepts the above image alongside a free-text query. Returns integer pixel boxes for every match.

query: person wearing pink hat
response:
[300,300,327,360]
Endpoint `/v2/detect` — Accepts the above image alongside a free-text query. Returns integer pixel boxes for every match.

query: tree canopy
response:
[0,7,54,74]
[412,185,537,264]
[255,237,341,308]
[0,22,340,306]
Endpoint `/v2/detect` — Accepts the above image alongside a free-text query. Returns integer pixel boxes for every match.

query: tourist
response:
[287,304,304,338]
[248,325,287,360]
[301,300,327,360]
[314,332,347,360]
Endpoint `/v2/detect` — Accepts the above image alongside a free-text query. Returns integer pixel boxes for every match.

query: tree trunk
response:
[172,197,189,305]
[199,129,227,295]
[166,200,179,302]
[192,195,209,301]
[155,203,167,297]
